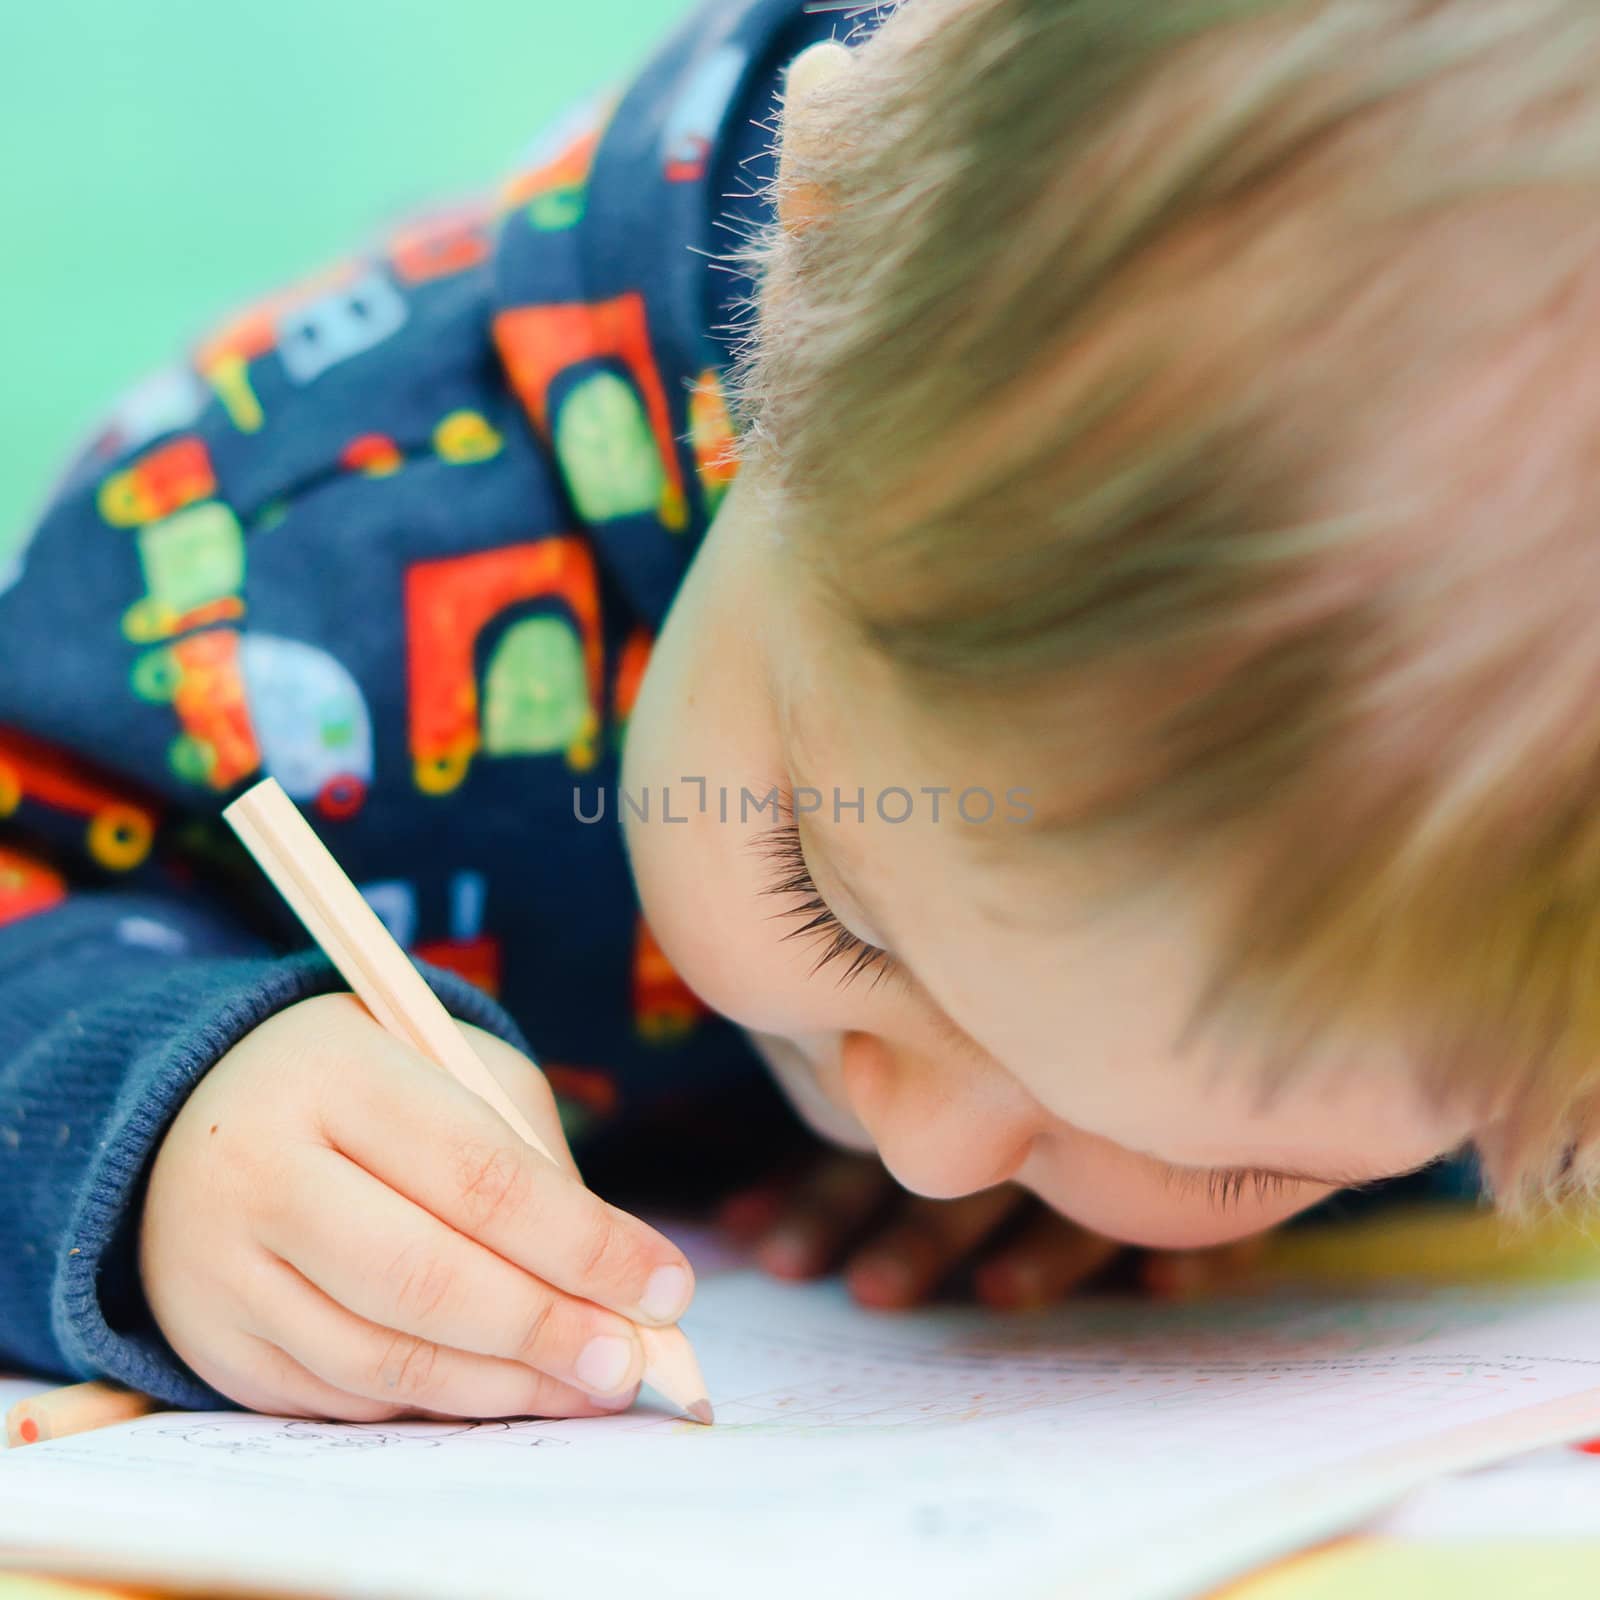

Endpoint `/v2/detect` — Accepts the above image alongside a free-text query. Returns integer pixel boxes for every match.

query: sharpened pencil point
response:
[686,1399,714,1425]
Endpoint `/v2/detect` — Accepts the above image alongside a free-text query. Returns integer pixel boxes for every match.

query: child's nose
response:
[838,1030,1037,1200]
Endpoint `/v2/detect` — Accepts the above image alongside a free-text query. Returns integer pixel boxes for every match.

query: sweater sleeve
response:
[0,356,532,1406]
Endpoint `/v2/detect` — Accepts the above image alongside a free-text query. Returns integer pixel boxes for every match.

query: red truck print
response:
[499,93,616,233]
[97,437,218,529]
[688,368,739,514]
[543,1064,622,1143]
[388,204,494,284]
[363,871,503,997]
[0,727,161,871]
[632,914,707,1043]
[0,847,67,928]
[405,537,603,794]
[493,293,689,532]
[130,630,262,792]
[501,126,602,233]
[612,627,653,748]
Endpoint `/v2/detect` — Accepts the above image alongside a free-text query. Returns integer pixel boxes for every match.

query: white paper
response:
[5,1264,1600,1600]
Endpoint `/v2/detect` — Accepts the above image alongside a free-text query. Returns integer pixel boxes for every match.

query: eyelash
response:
[1163,1165,1297,1212]
[753,818,900,990]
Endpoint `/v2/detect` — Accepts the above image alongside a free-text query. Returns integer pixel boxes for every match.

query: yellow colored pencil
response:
[5,1380,161,1448]
[222,776,712,1424]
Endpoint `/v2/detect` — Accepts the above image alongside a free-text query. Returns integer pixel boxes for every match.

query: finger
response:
[244,1249,639,1420]
[208,1332,553,1428]
[717,1145,834,1241]
[717,1182,790,1243]
[259,1145,647,1398]
[316,1015,696,1327]
[198,1332,412,1423]
[1143,1236,1270,1301]
[756,1152,899,1280]
[846,1184,1024,1309]
[973,1210,1124,1310]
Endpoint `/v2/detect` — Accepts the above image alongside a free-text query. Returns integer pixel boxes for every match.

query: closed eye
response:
[749,815,900,991]
[1162,1165,1300,1212]
[1163,1162,1387,1211]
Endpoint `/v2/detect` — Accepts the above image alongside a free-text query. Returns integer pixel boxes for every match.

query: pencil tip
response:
[686,1399,714,1425]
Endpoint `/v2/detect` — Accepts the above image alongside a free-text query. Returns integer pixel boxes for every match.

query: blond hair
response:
[724,0,1600,1220]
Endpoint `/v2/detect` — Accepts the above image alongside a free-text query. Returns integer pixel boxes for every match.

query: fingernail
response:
[1148,1257,1203,1300]
[1144,1259,1179,1299]
[975,1262,1010,1306]
[760,1225,818,1278]
[850,1253,912,1305]
[720,1192,778,1237]
[639,1264,692,1323]
[998,1261,1047,1310]
[575,1335,634,1394]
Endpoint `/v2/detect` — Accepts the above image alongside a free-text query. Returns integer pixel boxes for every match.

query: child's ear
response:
[777,40,854,234]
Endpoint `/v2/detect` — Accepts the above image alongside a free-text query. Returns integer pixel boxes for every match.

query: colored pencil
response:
[5,1380,161,1448]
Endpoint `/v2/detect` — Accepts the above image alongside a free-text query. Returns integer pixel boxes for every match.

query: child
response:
[1,0,1591,1423]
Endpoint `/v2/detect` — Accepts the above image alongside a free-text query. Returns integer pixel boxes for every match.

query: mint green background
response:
[1,1,690,551]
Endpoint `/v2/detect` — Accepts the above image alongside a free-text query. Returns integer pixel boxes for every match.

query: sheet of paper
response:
[5,1263,1600,1600]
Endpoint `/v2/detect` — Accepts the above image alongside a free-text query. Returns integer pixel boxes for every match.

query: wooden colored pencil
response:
[5,1380,161,1448]
[222,777,713,1424]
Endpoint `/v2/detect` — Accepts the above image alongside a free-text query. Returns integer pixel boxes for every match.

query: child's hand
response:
[139,994,695,1421]
[718,1147,1266,1310]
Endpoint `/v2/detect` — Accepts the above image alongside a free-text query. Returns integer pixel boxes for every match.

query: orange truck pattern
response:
[632,914,708,1043]
[493,293,690,533]
[405,537,604,793]
[130,629,262,792]
[0,846,67,928]
[0,727,160,872]
[363,872,504,999]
